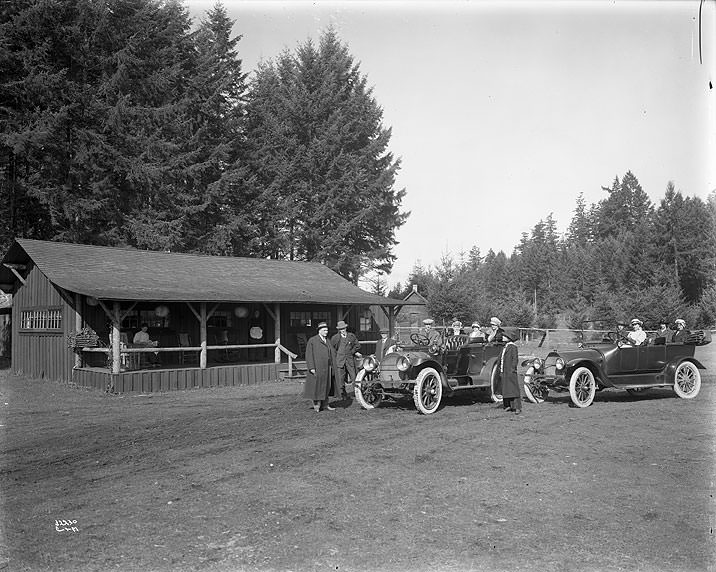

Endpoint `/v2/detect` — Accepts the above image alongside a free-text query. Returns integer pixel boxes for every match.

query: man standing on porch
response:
[331,320,361,402]
[303,322,338,412]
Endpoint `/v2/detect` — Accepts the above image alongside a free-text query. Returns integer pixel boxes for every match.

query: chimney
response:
[412,284,418,294]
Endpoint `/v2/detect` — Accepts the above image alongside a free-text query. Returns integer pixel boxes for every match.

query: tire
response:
[673,361,701,399]
[523,366,546,404]
[413,367,443,415]
[354,369,384,410]
[488,363,503,403]
[569,366,596,408]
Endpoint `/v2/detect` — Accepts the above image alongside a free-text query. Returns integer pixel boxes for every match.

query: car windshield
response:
[578,320,619,344]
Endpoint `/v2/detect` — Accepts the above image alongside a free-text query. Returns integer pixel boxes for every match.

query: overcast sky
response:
[186,0,715,289]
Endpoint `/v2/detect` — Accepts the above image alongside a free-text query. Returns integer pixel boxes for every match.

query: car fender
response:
[565,359,608,387]
[664,357,705,382]
[413,360,449,390]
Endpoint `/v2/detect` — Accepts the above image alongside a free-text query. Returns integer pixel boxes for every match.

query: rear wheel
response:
[569,366,596,408]
[673,361,701,399]
[413,367,443,414]
[354,370,384,410]
[488,363,503,403]
[523,366,547,403]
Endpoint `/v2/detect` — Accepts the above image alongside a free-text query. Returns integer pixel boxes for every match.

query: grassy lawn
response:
[0,347,714,572]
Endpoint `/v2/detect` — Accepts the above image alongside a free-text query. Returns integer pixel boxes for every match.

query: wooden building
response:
[0,239,404,392]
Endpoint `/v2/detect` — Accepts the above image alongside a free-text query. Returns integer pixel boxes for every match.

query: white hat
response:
[490,317,502,327]
[675,318,686,327]
[422,318,434,325]
[451,320,463,328]
[630,318,643,326]
[471,322,480,328]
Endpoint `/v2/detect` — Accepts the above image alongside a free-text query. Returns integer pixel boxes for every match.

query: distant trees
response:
[398,173,716,328]
[0,2,407,284]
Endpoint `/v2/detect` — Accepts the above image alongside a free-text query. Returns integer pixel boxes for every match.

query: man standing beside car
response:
[331,320,361,401]
[374,328,396,360]
[499,328,522,415]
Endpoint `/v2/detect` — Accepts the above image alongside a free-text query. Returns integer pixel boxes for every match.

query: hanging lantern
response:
[155,305,170,318]
[234,306,249,318]
[86,296,99,307]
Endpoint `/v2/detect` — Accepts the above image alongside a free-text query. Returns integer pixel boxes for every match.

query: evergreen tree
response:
[594,171,653,239]
[244,29,407,283]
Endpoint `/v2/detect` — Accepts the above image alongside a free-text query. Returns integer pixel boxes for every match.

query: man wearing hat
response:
[654,320,671,344]
[303,322,339,412]
[487,317,504,343]
[625,318,647,346]
[499,328,522,414]
[420,318,442,346]
[331,320,362,401]
[375,328,397,360]
[672,319,689,343]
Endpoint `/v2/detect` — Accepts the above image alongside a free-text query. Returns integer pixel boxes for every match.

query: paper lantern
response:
[155,305,170,318]
[234,306,249,318]
[86,296,99,307]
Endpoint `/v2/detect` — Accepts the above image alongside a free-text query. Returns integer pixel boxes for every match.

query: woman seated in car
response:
[672,318,689,343]
[625,318,647,346]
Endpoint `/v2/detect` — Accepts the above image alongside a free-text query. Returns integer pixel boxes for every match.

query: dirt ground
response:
[1,347,715,572]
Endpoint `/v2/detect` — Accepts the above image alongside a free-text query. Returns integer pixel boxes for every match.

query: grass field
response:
[0,344,715,572]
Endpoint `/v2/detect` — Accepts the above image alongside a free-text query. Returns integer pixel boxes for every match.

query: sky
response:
[186,0,715,290]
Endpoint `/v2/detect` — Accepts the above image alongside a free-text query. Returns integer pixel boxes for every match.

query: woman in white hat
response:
[626,318,647,346]
[487,317,503,343]
[468,321,484,341]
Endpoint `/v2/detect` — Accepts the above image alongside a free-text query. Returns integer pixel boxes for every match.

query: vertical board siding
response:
[68,363,280,393]
[12,267,74,382]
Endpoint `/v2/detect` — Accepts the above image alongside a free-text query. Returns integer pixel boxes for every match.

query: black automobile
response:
[522,322,710,408]
[354,329,512,415]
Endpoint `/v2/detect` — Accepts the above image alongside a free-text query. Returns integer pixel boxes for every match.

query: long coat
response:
[302,334,338,401]
[499,341,521,399]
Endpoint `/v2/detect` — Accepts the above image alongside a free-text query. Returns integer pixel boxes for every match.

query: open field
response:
[1,344,715,572]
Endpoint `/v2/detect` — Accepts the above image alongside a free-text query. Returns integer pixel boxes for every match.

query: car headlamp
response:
[363,356,378,372]
[532,358,543,370]
[555,358,565,370]
[397,356,411,372]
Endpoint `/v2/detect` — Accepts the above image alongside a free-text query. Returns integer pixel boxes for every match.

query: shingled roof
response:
[0,239,404,306]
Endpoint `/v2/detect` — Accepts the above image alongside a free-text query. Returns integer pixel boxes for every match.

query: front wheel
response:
[673,361,701,399]
[523,366,547,404]
[354,369,384,410]
[413,367,443,414]
[569,366,596,408]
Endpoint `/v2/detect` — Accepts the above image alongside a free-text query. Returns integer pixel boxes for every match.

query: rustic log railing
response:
[82,342,299,375]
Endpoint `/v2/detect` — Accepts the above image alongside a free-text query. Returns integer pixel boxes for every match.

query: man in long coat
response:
[331,320,361,400]
[303,322,339,412]
[499,328,522,415]
[374,328,397,360]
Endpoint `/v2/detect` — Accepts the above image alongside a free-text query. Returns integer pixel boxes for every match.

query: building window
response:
[121,310,170,330]
[289,311,311,328]
[21,308,62,330]
[208,311,231,328]
[359,312,372,332]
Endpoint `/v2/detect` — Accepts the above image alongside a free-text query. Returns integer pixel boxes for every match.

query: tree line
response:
[0,0,406,284]
[388,172,716,329]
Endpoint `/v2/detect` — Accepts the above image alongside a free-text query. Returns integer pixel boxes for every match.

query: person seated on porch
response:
[133,323,159,366]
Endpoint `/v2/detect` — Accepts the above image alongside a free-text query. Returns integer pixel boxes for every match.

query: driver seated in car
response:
[625,318,647,346]
[421,318,442,346]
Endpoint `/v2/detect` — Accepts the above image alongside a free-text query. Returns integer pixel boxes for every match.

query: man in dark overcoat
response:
[331,320,361,400]
[499,328,522,415]
[303,322,338,412]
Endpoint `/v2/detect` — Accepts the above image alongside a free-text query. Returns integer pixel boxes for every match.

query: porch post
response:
[74,293,82,369]
[112,301,121,375]
[200,302,207,369]
[274,302,281,363]
[388,306,395,338]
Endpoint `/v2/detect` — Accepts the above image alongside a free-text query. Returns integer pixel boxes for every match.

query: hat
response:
[379,328,389,334]
[317,322,328,329]
[451,320,463,328]
[490,317,502,327]
[675,318,686,327]
[471,322,480,328]
[630,318,643,326]
[336,320,348,330]
[501,327,518,342]
[422,318,434,325]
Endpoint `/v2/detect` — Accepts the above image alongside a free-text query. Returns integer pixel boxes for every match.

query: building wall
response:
[12,265,75,381]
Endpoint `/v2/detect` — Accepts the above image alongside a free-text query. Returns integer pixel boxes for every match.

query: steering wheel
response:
[410,333,431,346]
